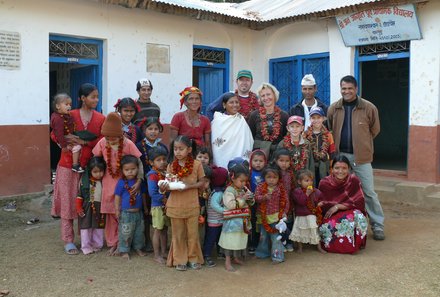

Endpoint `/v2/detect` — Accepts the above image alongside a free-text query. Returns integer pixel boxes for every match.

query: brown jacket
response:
[327,97,380,164]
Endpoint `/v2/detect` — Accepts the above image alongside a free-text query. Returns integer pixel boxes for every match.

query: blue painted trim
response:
[49,34,103,112]
[355,47,410,94]
[193,45,230,93]
[269,52,330,106]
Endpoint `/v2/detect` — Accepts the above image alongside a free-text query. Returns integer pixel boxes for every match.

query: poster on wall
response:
[147,43,170,73]
[0,30,21,70]
[336,4,422,46]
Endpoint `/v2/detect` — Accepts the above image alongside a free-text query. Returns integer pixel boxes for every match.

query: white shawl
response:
[302,99,318,129]
[211,112,254,169]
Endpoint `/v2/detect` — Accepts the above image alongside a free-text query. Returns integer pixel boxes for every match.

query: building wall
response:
[1,0,439,196]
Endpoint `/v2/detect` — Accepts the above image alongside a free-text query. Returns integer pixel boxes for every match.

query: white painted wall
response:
[409,1,440,127]
[1,0,438,127]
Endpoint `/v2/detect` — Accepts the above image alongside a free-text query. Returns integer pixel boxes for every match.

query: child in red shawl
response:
[318,155,368,254]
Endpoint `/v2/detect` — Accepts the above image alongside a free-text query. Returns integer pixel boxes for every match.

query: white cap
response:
[301,74,316,86]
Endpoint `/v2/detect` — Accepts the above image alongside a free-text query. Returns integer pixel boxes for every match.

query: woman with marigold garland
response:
[159,135,206,271]
[92,112,143,256]
[247,83,289,159]
[254,165,290,264]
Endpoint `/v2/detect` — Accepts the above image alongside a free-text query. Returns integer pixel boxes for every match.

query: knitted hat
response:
[211,166,228,187]
[301,74,316,86]
[136,78,153,91]
[101,112,123,137]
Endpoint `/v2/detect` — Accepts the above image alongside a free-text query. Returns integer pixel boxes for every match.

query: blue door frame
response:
[193,45,230,114]
[49,35,103,112]
[269,52,330,111]
[354,49,410,93]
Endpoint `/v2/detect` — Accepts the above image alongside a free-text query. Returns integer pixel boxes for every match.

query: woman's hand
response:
[324,204,339,219]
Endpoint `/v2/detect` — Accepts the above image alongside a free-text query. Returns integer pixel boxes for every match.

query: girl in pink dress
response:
[92,112,143,256]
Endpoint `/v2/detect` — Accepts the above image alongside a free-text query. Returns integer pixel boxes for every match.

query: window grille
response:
[49,40,99,59]
[358,41,410,56]
[193,47,226,64]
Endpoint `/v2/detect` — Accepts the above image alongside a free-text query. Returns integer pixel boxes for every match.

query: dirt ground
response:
[0,195,439,297]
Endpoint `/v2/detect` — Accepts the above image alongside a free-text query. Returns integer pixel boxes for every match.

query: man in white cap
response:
[289,74,328,129]
[133,78,161,126]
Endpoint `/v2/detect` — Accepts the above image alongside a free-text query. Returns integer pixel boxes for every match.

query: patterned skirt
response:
[51,165,80,220]
[319,209,368,254]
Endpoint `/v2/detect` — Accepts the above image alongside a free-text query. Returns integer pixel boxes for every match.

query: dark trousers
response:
[249,204,260,249]
[202,225,222,257]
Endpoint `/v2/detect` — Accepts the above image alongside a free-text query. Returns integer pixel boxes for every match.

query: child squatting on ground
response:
[50,93,83,173]
[114,154,148,260]
[76,157,106,255]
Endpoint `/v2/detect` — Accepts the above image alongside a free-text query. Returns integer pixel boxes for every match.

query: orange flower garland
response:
[303,188,323,225]
[106,137,124,178]
[60,114,74,135]
[124,179,137,206]
[260,182,287,234]
[123,124,137,143]
[259,106,282,142]
[282,134,309,172]
[304,127,330,161]
[90,179,97,215]
[171,156,194,179]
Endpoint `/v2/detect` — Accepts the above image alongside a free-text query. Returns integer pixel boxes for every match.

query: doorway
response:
[193,45,229,115]
[357,43,409,171]
[49,35,103,171]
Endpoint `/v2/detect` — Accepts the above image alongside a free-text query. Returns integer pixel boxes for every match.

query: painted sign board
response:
[0,31,21,70]
[336,4,422,46]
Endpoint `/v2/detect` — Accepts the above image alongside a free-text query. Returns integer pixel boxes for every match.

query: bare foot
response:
[154,256,166,265]
[317,244,327,254]
[121,252,130,260]
[135,249,147,257]
[107,246,118,256]
[232,258,244,265]
[272,260,283,265]
[161,253,168,259]
[225,264,236,272]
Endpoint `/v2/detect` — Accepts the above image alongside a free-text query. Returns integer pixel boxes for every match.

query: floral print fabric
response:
[319,209,367,254]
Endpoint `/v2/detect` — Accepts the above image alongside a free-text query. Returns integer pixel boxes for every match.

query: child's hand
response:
[115,209,120,218]
[158,180,170,193]
[264,193,271,201]
[162,197,168,205]
[306,187,313,197]
[130,179,141,195]
[77,209,85,217]
[317,201,324,207]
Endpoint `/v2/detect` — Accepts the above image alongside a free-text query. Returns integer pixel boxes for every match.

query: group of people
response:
[50,70,385,272]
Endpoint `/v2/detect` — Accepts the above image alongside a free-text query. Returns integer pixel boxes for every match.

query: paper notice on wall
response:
[147,43,170,73]
[0,31,21,70]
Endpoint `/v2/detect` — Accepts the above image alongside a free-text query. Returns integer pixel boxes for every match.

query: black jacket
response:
[288,98,328,119]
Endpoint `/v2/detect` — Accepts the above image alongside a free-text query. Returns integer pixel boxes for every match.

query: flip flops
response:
[26,218,39,225]
[64,243,79,255]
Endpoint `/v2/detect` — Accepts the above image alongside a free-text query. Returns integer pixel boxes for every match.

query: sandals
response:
[64,243,79,255]
[175,264,187,271]
[188,262,202,270]
[26,218,40,225]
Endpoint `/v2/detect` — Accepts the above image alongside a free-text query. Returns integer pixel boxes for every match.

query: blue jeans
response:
[118,211,145,253]
[340,153,385,231]
[255,223,284,262]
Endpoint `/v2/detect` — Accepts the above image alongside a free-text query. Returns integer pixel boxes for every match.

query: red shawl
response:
[318,174,365,214]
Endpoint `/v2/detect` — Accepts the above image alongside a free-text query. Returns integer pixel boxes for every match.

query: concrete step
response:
[425,191,440,209]
[375,185,396,205]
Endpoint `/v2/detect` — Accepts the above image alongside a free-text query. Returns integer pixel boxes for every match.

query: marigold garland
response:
[259,106,282,141]
[260,182,287,234]
[124,179,137,206]
[106,137,124,178]
[171,156,194,179]
[60,114,74,135]
[282,134,309,172]
[303,188,323,225]
[304,127,330,161]
[123,124,137,143]
[89,178,105,227]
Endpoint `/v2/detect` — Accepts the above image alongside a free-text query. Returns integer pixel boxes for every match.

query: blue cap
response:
[309,106,325,117]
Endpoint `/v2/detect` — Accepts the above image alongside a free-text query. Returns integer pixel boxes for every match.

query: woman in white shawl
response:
[211,92,254,169]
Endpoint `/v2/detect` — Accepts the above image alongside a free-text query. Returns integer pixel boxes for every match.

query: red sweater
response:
[58,109,105,168]
[292,188,322,216]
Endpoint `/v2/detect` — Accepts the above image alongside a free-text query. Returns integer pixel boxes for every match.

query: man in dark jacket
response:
[289,74,328,129]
